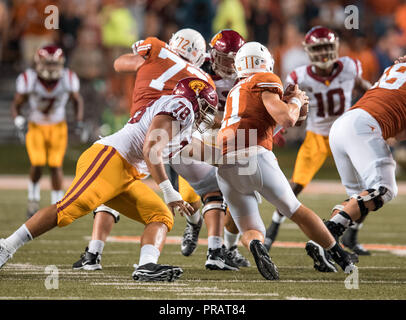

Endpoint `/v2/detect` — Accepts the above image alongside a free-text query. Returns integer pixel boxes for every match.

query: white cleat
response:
[0,239,14,269]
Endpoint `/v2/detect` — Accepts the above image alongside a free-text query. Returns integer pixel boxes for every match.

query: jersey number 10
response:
[314,88,345,118]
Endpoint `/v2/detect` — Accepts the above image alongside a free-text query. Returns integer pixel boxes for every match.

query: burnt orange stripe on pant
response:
[57,145,109,208]
[57,146,116,214]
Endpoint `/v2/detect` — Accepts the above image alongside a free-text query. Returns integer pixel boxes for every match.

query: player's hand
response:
[167,200,194,217]
[283,83,296,101]
[75,121,84,136]
[14,115,26,131]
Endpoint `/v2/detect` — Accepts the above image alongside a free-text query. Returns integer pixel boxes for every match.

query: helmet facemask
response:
[304,41,339,69]
[211,49,237,79]
[195,97,217,133]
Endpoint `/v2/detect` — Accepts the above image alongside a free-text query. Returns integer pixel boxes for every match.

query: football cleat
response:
[341,228,371,256]
[181,218,203,256]
[305,240,338,273]
[27,200,39,219]
[0,239,14,269]
[249,240,279,280]
[72,247,102,271]
[205,246,239,271]
[132,263,183,282]
[224,245,251,267]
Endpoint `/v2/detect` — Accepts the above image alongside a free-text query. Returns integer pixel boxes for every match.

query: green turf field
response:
[1,190,406,300]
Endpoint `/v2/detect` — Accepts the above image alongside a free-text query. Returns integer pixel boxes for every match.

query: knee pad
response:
[93,205,120,223]
[351,186,388,217]
[201,195,227,216]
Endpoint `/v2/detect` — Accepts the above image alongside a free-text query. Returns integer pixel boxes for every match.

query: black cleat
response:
[305,240,338,273]
[224,245,251,267]
[132,263,183,282]
[341,228,371,256]
[205,246,239,271]
[328,242,359,274]
[72,247,102,270]
[250,240,279,280]
[27,200,39,219]
[181,218,203,256]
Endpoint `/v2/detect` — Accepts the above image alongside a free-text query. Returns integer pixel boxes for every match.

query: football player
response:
[216,42,358,280]
[305,57,406,272]
[176,29,251,268]
[264,26,372,255]
[10,45,84,218]
[71,29,239,271]
[0,77,218,282]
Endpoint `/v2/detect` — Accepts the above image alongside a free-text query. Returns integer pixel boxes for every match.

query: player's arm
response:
[355,76,371,92]
[10,92,28,132]
[143,115,194,216]
[113,53,145,73]
[262,85,308,128]
[70,91,84,122]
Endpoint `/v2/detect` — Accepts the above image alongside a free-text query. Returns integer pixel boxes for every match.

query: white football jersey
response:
[16,68,80,124]
[97,95,195,175]
[286,56,362,136]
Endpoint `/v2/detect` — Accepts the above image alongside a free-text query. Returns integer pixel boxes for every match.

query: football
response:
[295,102,309,127]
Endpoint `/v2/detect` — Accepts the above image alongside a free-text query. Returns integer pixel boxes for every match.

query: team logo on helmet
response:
[188,80,207,94]
[210,32,223,47]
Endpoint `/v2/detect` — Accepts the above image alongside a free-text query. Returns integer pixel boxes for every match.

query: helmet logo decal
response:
[210,32,223,47]
[188,80,207,94]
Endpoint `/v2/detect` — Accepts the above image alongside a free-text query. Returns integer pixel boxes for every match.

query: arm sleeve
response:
[68,71,80,92]
[158,99,195,129]
[253,73,284,98]
[133,37,164,60]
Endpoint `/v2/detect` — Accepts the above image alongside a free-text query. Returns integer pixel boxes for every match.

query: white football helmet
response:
[169,28,206,68]
[234,42,274,78]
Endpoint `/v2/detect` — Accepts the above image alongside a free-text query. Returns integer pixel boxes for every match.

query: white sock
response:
[51,190,64,204]
[331,214,351,228]
[350,222,363,230]
[325,241,336,250]
[223,228,239,249]
[208,236,223,250]
[28,181,40,201]
[88,240,104,255]
[5,224,33,252]
[138,244,160,266]
[186,208,201,225]
[272,210,286,224]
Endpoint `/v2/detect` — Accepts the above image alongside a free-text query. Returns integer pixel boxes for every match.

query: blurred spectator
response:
[59,1,82,60]
[373,28,404,75]
[274,23,309,82]
[176,0,216,41]
[212,0,248,39]
[367,0,399,38]
[318,0,345,30]
[0,0,9,62]
[395,0,406,46]
[10,0,57,68]
[247,0,274,46]
[144,0,179,41]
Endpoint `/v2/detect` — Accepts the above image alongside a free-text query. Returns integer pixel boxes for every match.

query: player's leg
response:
[47,121,68,205]
[72,205,120,270]
[106,181,183,281]
[217,163,278,280]
[325,110,397,252]
[1,144,129,269]
[254,151,357,274]
[265,131,329,251]
[178,176,203,256]
[25,122,47,218]
[223,209,251,267]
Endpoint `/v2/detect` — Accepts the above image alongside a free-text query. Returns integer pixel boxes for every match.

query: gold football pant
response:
[291,131,332,187]
[56,143,174,230]
[26,121,67,167]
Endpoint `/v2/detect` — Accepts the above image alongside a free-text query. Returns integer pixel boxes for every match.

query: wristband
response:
[14,115,25,130]
[289,97,302,109]
[159,179,182,204]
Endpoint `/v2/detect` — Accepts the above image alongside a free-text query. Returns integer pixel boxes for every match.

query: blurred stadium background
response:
[0,0,405,178]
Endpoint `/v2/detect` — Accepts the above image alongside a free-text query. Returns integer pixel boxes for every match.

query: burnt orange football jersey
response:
[131,37,214,116]
[351,63,406,139]
[219,72,284,155]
